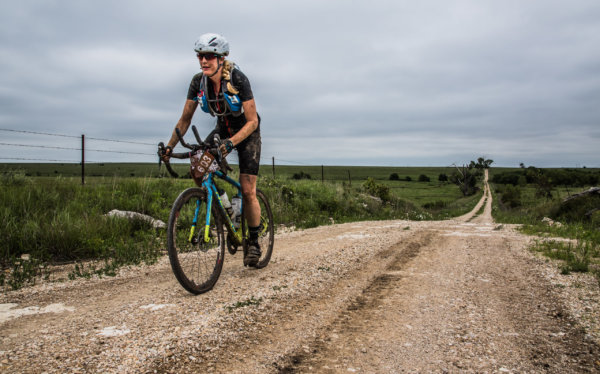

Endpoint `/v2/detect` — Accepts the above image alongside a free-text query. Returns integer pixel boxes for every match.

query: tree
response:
[534,172,554,200]
[418,174,431,182]
[450,164,479,196]
[474,157,494,169]
[389,173,400,181]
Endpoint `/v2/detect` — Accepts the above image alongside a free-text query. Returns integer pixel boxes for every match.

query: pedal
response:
[227,234,238,255]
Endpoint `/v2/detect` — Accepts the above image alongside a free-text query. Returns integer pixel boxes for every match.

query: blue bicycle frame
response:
[198,170,244,245]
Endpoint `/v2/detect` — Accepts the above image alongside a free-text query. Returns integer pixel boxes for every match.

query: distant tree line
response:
[492,167,599,187]
[388,173,448,182]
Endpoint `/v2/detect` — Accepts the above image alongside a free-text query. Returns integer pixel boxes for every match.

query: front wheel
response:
[242,188,274,269]
[167,188,225,294]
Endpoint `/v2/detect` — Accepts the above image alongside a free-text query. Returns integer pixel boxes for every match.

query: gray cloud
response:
[1,0,598,167]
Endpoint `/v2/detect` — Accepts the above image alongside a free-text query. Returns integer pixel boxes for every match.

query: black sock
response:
[249,226,260,243]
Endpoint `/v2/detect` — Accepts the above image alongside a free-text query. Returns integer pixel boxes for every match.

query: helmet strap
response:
[207,58,223,78]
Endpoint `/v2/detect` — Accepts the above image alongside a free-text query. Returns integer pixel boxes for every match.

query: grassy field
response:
[0,163,485,289]
[3,162,470,210]
[2,162,597,289]
[489,170,600,282]
[5,162,457,181]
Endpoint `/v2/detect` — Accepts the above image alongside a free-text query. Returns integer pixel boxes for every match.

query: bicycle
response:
[158,126,274,294]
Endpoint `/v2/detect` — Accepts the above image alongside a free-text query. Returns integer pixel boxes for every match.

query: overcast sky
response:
[1,0,598,167]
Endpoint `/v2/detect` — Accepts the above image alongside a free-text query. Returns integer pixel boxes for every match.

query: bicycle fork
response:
[186,196,213,246]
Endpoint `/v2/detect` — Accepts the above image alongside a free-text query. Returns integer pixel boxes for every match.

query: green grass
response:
[4,163,458,181]
[0,165,483,290]
[491,181,600,282]
[530,239,599,277]
[224,296,263,313]
[0,171,184,289]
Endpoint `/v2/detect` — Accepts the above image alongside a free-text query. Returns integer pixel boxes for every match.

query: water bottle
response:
[231,196,242,228]
[220,192,234,218]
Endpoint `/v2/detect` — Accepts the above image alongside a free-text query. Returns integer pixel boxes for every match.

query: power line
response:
[86,149,152,156]
[0,128,155,146]
[1,142,154,156]
[0,142,79,151]
[275,158,308,165]
[0,128,79,139]
[0,157,78,162]
[86,137,155,146]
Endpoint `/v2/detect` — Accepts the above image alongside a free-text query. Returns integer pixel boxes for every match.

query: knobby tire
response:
[167,188,225,294]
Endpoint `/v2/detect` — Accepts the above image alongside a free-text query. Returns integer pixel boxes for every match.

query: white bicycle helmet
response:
[194,33,229,56]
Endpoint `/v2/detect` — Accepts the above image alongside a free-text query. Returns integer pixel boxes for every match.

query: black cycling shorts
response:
[235,130,261,176]
[206,127,261,176]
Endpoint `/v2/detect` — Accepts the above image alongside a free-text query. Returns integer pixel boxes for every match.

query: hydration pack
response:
[196,67,243,117]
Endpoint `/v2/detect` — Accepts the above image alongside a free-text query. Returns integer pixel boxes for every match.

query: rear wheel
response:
[242,188,274,269]
[167,188,225,294]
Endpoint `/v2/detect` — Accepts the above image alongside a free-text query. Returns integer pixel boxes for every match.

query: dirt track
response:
[1,171,600,373]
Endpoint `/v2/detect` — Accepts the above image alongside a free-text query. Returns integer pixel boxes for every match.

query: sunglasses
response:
[196,53,219,61]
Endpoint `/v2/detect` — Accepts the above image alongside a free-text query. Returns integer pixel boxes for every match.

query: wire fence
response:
[0,128,155,163]
[0,127,334,181]
[0,127,457,188]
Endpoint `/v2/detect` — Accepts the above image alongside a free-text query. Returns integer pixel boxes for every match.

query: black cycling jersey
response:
[187,68,257,136]
[187,67,261,175]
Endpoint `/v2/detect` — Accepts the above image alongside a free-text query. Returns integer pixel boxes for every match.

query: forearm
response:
[167,118,192,149]
[167,100,197,149]
[230,99,258,146]
[230,120,258,146]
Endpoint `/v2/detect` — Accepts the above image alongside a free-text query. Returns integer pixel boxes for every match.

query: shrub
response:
[450,168,479,196]
[418,174,431,182]
[1,169,31,187]
[423,200,447,210]
[292,171,311,180]
[500,184,522,208]
[362,177,390,202]
[438,173,448,182]
[389,173,400,181]
[553,194,600,224]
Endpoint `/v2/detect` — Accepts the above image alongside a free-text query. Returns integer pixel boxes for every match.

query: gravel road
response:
[2,171,599,373]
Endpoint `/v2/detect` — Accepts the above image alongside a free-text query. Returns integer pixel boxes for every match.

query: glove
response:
[220,139,234,155]
[160,145,172,162]
[224,139,234,153]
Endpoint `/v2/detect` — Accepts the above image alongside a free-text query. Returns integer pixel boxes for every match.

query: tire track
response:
[277,232,434,373]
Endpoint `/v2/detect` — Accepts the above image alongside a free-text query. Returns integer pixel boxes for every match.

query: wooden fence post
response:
[81,134,85,185]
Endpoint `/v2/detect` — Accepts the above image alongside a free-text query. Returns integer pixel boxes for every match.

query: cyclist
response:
[163,33,263,267]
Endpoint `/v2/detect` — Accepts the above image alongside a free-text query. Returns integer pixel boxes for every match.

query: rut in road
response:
[273,171,599,373]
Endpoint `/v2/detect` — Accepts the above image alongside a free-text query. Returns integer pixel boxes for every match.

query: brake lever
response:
[211,134,233,173]
[157,141,179,178]
[212,134,223,161]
